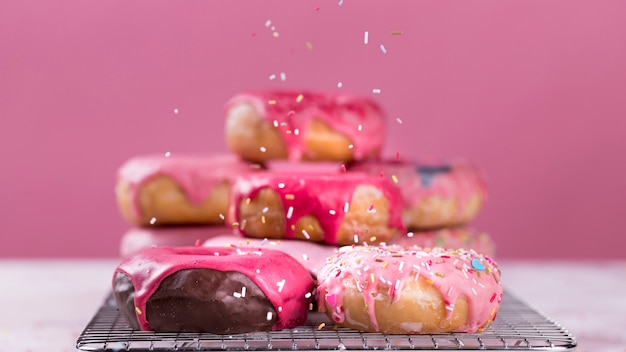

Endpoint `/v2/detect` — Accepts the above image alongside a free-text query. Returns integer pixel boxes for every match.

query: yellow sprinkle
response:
[369,236,377,242]
[296,94,304,103]
[268,100,277,105]
[231,221,240,228]
[261,215,266,224]
[135,307,142,315]
[290,224,296,231]
[273,32,279,38]
[370,273,375,283]
[285,194,295,200]
[435,272,445,278]
[245,197,251,205]
[309,225,315,231]
[391,175,399,183]
[391,31,403,35]
[425,279,434,285]
[306,42,313,50]
[382,262,389,268]
[317,323,325,330]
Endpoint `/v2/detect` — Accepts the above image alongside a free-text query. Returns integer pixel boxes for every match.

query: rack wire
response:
[76,290,576,351]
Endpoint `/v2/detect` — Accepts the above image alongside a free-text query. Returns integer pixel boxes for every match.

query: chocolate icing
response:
[113,269,277,333]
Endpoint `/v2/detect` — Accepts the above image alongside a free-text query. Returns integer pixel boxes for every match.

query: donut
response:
[348,159,487,229]
[119,226,232,258]
[391,227,496,258]
[227,170,405,245]
[115,153,256,226]
[202,234,338,276]
[225,90,386,162]
[316,245,502,334]
[112,246,315,333]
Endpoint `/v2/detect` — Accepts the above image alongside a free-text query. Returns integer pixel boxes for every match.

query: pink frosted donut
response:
[119,226,233,258]
[202,234,338,276]
[112,246,315,333]
[225,90,386,162]
[115,153,255,226]
[349,159,487,229]
[227,170,405,245]
[317,245,502,334]
[391,227,496,257]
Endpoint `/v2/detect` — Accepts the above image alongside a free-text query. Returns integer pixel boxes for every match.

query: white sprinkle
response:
[260,238,268,246]
[273,120,279,127]
[329,209,336,215]
[407,232,414,238]
[445,304,455,311]
[262,207,269,213]
[338,0,343,5]
[394,279,401,291]
[337,82,343,88]
[265,20,272,27]
[398,261,405,272]
[302,254,309,261]
[266,311,273,321]
[278,306,283,312]
[294,128,300,136]
[453,259,459,265]
[380,44,387,54]
[164,151,171,157]
[364,31,369,44]
[277,279,286,293]
[173,108,179,114]
[219,214,225,220]
[277,182,285,189]
[269,74,276,80]
[256,269,261,274]
[372,88,381,94]
[260,146,267,152]
[478,282,485,288]
[286,206,294,219]
[214,252,220,256]
[149,217,157,225]
[301,229,310,239]
[348,144,354,149]
[447,286,453,297]
[241,287,247,297]
[353,234,359,243]
[343,202,350,213]
[233,292,242,298]
[396,118,403,124]
[280,72,286,81]
[270,26,276,31]
[305,292,312,299]
[472,288,478,296]
[357,124,362,132]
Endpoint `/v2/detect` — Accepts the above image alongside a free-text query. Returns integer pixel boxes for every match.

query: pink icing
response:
[349,159,487,222]
[114,246,315,331]
[228,170,405,245]
[316,245,503,333]
[117,153,254,219]
[391,228,496,258]
[202,234,338,275]
[225,91,386,161]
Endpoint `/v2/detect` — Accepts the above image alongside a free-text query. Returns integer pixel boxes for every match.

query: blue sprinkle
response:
[416,164,451,188]
[471,259,486,271]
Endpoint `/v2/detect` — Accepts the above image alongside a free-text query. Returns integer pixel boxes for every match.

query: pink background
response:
[1,1,625,259]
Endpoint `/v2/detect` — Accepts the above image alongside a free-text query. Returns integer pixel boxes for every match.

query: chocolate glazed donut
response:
[113,270,277,333]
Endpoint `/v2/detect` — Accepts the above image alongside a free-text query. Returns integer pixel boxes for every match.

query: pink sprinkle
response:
[396,152,400,160]
[341,164,347,172]
[368,204,374,211]
[194,239,201,247]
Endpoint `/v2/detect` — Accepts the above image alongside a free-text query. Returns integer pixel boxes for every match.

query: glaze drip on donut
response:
[113,246,315,332]
[228,171,405,245]
[225,91,385,161]
[316,245,502,333]
[117,154,253,219]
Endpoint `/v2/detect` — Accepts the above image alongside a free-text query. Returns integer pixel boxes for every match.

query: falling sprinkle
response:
[364,31,369,44]
[173,108,179,114]
[265,20,272,27]
[164,151,171,157]
[407,232,414,238]
[380,44,387,54]
[149,217,157,225]
[306,42,313,50]
[329,209,336,215]
[260,146,267,152]
[294,128,300,135]
[372,88,381,94]
[296,94,304,103]
[341,164,347,172]
[194,239,201,247]
[273,32,279,38]
[135,307,142,315]
[357,124,363,131]
[348,144,354,149]
[396,118,403,124]
[280,72,287,81]
[266,311,273,321]
[338,0,343,5]
[391,175,398,183]
[337,82,343,88]
[391,31,403,35]
[269,74,276,80]
[268,100,277,105]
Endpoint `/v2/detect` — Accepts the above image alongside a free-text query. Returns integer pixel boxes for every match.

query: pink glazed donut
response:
[115,153,255,226]
[112,246,315,333]
[317,245,503,334]
[225,90,386,162]
[227,170,405,246]
[349,159,487,229]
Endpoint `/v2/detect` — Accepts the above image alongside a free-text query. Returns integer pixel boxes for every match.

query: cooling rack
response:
[76,290,576,351]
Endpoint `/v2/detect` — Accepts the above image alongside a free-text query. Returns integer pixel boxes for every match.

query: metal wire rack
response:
[76,290,576,351]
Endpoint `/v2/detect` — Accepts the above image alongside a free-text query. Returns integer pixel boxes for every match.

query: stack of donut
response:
[112,89,501,335]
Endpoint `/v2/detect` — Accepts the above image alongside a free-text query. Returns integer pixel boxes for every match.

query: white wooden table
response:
[1,260,624,351]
